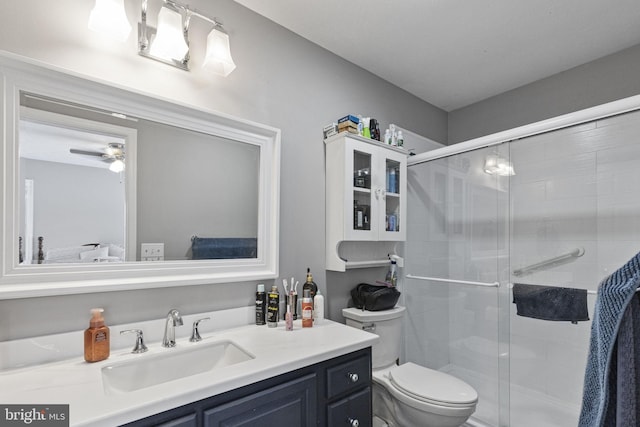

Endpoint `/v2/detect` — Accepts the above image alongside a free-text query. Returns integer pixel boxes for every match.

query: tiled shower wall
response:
[403,109,640,427]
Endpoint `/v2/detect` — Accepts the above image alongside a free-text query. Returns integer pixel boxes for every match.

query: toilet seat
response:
[377,363,477,411]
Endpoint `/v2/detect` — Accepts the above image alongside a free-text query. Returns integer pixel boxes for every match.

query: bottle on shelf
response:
[387,167,397,193]
[384,129,392,145]
[390,124,397,146]
[388,214,397,232]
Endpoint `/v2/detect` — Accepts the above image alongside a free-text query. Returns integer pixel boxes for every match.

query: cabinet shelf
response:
[327,240,401,272]
[345,259,394,269]
[353,187,371,194]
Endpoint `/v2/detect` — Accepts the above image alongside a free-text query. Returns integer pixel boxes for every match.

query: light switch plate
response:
[141,243,164,261]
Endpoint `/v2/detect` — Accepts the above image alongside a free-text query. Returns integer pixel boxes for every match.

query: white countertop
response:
[0,318,377,426]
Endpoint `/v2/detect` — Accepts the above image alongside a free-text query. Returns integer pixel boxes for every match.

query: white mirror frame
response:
[0,52,280,299]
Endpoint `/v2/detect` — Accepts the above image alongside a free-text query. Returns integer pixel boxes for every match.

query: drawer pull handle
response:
[349,418,360,427]
[348,372,359,383]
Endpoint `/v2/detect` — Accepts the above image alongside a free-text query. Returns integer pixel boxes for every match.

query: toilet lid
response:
[388,363,478,406]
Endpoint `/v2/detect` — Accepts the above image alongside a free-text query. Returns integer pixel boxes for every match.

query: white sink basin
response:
[101,340,254,394]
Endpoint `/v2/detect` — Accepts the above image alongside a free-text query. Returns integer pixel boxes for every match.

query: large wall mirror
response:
[0,53,280,298]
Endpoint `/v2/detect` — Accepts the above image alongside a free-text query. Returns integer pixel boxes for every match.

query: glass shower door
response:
[405,144,510,427]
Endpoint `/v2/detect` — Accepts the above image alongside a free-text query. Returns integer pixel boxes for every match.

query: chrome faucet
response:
[162,309,184,348]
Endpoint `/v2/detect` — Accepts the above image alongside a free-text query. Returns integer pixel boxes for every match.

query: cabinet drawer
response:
[327,386,371,427]
[326,354,371,399]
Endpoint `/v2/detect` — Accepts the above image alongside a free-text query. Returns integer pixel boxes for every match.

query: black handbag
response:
[350,283,401,311]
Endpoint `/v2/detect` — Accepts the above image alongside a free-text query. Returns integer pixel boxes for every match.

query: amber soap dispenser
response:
[84,308,110,363]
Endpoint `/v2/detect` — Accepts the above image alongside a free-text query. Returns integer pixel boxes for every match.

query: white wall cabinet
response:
[325,134,407,271]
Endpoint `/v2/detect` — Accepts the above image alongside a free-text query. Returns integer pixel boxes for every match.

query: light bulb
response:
[109,159,125,173]
[149,6,189,62]
[88,0,132,42]
[203,25,236,76]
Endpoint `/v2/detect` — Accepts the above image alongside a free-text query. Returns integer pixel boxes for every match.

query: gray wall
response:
[0,0,446,341]
[448,43,640,143]
[22,159,125,256]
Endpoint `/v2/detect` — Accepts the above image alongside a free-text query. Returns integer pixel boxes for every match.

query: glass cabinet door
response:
[384,158,401,232]
[379,151,406,241]
[353,150,372,232]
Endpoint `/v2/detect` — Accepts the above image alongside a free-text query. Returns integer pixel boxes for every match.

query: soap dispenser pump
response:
[84,308,110,363]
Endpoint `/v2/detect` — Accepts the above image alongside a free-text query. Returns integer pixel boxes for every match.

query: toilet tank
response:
[342,306,406,369]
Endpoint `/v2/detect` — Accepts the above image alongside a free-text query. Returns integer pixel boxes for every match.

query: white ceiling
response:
[235,0,640,111]
[20,120,124,169]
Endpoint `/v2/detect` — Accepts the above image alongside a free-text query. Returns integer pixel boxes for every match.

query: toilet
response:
[343,306,477,427]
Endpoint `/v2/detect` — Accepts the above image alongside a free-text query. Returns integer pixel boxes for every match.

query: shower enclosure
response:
[403,101,640,426]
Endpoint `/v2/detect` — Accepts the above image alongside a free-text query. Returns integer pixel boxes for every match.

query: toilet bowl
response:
[343,306,477,427]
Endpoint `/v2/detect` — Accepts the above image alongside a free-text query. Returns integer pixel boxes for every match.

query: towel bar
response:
[406,274,499,288]
[513,247,585,277]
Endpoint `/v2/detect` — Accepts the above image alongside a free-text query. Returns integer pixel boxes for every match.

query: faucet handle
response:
[189,317,210,342]
[120,329,148,354]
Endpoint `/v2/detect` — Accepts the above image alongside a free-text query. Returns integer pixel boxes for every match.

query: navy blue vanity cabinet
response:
[122,347,371,427]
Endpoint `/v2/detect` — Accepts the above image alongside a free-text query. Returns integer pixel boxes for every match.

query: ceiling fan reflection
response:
[70,142,125,173]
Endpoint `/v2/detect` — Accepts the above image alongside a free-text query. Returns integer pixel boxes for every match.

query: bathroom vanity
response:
[123,347,372,426]
[0,313,376,427]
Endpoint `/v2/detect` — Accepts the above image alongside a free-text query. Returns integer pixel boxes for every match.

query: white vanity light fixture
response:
[138,0,236,76]
[484,154,515,176]
[88,0,132,42]
[88,0,236,76]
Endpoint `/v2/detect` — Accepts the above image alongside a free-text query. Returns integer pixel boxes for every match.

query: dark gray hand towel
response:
[512,283,589,323]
